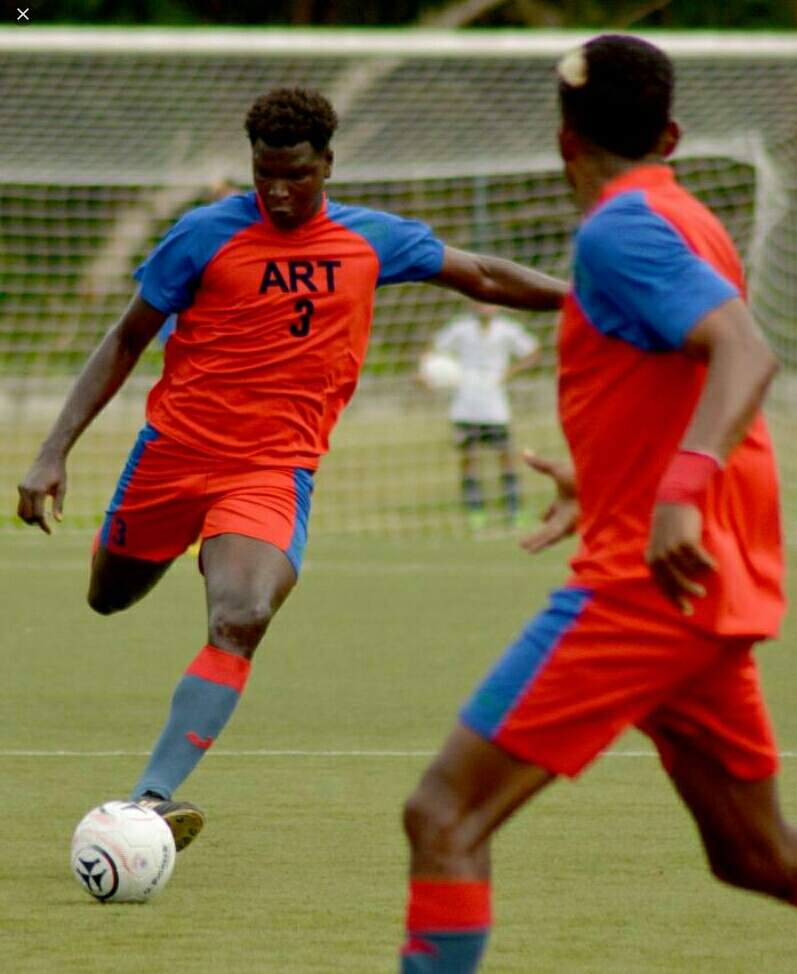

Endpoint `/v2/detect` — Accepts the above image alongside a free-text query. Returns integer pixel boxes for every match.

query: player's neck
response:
[575,152,666,212]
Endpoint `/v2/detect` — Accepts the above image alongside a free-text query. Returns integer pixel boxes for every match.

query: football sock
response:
[462,476,484,511]
[501,472,520,517]
[131,644,251,800]
[400,879,491,974]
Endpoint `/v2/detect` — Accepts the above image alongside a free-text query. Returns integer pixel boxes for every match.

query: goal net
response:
[3,28,797,539]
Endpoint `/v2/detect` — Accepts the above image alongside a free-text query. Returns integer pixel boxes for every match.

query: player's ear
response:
[324,148,334,178]
[657,119,681,158]
[557,124,579,163]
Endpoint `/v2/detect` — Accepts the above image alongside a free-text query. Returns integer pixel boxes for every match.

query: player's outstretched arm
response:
[431,246,568,312]
[519,451,580,554]
[646,297,778,613]
[17,291,167,533]
[503,347,542,383]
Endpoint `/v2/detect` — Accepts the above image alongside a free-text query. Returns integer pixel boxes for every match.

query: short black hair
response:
[557,34,674,159]
[244,87,339,152]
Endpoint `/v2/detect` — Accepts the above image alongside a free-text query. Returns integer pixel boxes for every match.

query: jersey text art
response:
[259,259,342,294]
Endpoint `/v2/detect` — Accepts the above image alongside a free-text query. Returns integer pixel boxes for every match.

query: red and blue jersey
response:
[135,191,445,468]
[560,165,784,637]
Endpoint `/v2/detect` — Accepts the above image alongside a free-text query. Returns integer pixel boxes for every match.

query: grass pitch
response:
[1,533,795,974]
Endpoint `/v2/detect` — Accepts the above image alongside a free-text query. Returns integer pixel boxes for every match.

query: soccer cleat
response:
[135,794,206,852]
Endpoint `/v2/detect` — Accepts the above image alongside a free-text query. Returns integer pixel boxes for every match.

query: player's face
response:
[252,139,332,231]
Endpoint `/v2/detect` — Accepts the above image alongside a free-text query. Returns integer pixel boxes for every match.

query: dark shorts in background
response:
[453,422,510,450]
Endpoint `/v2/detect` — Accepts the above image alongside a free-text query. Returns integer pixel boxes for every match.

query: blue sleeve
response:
[327,202,445,286]
[134,194,260,314]
[574,192,739,351]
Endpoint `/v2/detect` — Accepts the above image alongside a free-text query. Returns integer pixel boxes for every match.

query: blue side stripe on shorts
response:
[99,423,160,547]
[460,587,593,740]
[285,468,314,575]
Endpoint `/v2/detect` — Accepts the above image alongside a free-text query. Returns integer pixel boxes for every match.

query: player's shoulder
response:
[326,198,436,239]
[581,189,651,239]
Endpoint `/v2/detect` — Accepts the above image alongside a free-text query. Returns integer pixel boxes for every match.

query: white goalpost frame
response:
[2,28,796,538]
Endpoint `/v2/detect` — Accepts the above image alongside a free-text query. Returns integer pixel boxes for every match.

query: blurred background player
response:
[17,87,567,853]
[396,34,796,974]
[422,301,541,529]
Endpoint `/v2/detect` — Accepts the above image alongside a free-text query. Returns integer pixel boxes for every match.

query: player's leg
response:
[401,724,554,974]
[400,587,642,973]
[666,738,797,903]
[87,424,203,614]
[130,466,312,835]
[644,644,797,904]
[491,425,520,522]
[88,547,175,614]
[455,424,485,528]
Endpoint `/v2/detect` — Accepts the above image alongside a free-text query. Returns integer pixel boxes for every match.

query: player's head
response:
[245,87,338,152]
[244,87,339,231]
[557,34,677,161]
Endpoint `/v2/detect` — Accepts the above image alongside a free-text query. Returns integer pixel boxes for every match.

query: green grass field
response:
[1,532,795,974]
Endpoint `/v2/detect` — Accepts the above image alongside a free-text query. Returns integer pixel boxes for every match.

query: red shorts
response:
[461,587,779,782]
[96,424,314,572]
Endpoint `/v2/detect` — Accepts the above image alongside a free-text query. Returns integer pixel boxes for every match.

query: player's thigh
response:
[201,533,297,622]
[201,465,313,578]
[642,641,785,868]
[88,546,175,614]
[407,723,554,861]
[664,735,794,888]
[198,467,313,645]
[97,424,209,563]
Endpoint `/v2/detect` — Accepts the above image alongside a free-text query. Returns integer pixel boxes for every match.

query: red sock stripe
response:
[407,879,492,933]
[185,645,251,693]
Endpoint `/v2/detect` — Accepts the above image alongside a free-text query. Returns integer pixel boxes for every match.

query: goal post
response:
[3,28,797,538]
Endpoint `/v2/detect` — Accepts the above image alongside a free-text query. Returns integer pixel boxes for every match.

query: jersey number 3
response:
[290,298,314,338]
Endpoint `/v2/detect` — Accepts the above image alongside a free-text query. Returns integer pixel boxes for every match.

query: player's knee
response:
[403,780,466,861]
[208,598,275,656]
[87,585,127,616]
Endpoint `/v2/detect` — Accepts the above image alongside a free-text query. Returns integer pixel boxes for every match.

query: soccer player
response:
[396,35,797,974]
[16,87,567,852]
[425,301,541,529]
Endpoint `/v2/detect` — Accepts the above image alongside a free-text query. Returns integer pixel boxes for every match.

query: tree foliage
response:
[11,0,797,28]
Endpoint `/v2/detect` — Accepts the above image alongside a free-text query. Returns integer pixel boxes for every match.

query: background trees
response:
[10,0,797,30]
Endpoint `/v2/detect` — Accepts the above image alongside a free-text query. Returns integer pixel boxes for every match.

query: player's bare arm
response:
[646,297,778,612]
[503,347,543,383]
[432,246,568,311]
[17,291,167,533]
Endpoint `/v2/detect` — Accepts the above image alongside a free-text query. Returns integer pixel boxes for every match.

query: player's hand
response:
[645,503,718,615]
[17,452,67,534]
[519,451,579,553]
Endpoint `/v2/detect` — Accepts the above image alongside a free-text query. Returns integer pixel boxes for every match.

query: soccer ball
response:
[70,800,176,904]
[419,351,462,391]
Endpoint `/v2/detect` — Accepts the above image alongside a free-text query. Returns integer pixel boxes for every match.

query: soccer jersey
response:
[560,164,784,638]
[434,313,538,423]
[135,192,445,468]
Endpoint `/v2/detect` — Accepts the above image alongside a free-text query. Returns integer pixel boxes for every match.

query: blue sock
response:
[402,933,489,974]
[131,645,251,800]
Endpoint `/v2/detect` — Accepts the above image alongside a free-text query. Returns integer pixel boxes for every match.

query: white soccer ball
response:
[419,351,462,391]
[71,800,176,904]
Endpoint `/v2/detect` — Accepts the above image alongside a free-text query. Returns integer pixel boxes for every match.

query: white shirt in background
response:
[433,313,538,424]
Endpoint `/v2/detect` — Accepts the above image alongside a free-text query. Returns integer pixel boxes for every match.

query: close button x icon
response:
[18,8,30,19]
